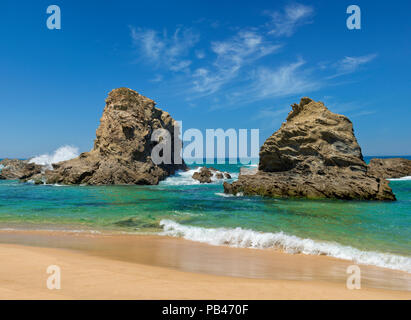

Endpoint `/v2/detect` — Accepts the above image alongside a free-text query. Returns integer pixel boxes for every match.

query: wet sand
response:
[0,230,410,299]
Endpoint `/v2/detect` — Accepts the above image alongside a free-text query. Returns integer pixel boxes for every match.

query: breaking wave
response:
[160,168,202,186]
[160,167,238,186]
[215,192,244,197]
[29,145,79,169]
[159,219,411,273]
[388,176,411,181]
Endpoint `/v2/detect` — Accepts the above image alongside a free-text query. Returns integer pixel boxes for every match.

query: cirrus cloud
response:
[266,3,314,37]
[130,26,199,72]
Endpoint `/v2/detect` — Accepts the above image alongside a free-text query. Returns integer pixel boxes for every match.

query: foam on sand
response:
[160,219,411,273]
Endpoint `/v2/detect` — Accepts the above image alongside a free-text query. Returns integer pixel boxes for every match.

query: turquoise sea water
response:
[0,156,410,272]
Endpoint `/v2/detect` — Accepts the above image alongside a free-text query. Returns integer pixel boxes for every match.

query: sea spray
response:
[388,176,411,181]
[159,168,202,186]
[160,167,238,186]
[29,145,79,169]
[215,192,244,197]
[160,219,411,273]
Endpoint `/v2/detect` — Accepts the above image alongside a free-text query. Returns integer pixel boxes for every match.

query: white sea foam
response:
[159,219,411,273]
[172,210,202,217]
[160,168,202,186]
[215,192,234,197]
[215,192,243,197]
[161,167,238,186]
[29,145,79,169]
[388,176,411,181]
[26,178,67,187]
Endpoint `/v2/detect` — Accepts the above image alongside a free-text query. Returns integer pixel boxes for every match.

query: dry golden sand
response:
[0,231,410,300]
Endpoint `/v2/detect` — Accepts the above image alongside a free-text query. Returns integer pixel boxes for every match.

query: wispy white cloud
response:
[130,26,199,72]
[266,3,314,37]
[150,74,164,83]
[212,31,281,68]
[192,30,282,95]
[328,54,377,79]
[195,50,205,59]
[128,6,375,112]
[252,59,321,99]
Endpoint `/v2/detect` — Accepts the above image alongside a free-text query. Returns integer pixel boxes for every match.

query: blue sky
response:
[1,0,410,158]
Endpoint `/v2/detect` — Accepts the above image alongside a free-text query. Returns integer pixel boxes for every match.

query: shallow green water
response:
[0,157,410,272]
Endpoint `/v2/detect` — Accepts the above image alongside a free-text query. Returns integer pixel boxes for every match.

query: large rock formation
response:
[368,158,411,179]
[224,98,396,201]
[44,88,186,185]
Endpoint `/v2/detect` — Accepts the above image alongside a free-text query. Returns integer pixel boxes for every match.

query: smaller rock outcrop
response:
[192,167,232,183]
[368,158,411,179]
[0,159,43,181]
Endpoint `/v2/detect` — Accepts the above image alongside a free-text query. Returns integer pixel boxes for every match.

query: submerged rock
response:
[44,88,187,185]
[192,167,232,183]
[113,217,159,229]
[192,167,213,183]
[224,98,396,201]
[0,159,43,181]
[368,158,411,179]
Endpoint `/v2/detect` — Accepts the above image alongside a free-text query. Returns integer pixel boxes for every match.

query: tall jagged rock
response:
[224,98,396,201]
[44,88,186,185]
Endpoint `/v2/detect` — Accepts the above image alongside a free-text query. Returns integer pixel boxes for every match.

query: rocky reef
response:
[368,158,411,179]
[41,88,186,185]
[224,98,396,201]
[192,167,231,183]
[0,159,43,181]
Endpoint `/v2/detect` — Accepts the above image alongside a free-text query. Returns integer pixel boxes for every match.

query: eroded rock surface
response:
[368,158,411,179]
[192,167,231,183]
[224,98,396,201]
[44,88,187,185]
[0,159,43,181]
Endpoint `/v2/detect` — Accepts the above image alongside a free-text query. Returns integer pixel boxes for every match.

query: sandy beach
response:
[0,230,410,300]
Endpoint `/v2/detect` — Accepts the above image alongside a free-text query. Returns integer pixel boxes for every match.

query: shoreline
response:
[0,230,410,299]
[2,219,410,274]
